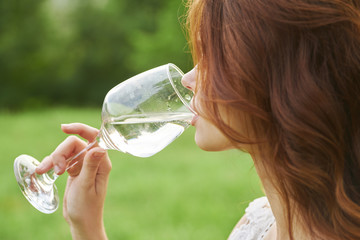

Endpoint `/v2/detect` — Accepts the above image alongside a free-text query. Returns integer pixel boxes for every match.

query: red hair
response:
[187,0,360,239]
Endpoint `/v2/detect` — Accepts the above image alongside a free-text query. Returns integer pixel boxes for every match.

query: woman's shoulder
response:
[228,197,275,240]
[245,197,272,219]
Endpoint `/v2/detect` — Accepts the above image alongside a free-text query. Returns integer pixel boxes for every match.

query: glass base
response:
[14,154,59,214]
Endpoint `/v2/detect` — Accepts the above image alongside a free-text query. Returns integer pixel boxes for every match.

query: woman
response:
[36,0,360,239]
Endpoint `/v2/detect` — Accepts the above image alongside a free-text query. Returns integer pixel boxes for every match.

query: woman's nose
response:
[181,67,196,92]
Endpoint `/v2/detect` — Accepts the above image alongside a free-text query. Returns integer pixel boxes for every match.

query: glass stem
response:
[45,140,98,181]
[65,140,98,171]
[42,168,58,185]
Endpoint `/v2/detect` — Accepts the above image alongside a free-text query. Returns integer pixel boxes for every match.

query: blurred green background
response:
[0,0,192,110]
[0,0,264,239]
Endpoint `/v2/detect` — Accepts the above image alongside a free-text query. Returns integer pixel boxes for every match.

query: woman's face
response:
[181,67,233,151]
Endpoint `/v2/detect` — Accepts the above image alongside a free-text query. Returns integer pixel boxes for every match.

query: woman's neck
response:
[253,160,310,240]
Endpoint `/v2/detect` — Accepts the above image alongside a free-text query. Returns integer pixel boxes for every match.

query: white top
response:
[228,197,275,240]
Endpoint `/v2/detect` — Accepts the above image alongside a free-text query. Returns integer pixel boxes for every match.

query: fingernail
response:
[93,150,106,158]
[54,165,61,174]
[61,124,70,128]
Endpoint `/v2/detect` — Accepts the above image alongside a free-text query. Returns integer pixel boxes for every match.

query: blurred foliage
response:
[0,0,192,110]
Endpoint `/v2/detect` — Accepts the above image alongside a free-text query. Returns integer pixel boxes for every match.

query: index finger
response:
[61,123,99,142]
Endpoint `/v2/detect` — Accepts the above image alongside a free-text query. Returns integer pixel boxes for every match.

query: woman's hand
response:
[35,123,112,240]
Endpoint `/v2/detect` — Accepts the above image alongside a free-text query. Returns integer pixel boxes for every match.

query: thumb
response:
[79,147,107,186]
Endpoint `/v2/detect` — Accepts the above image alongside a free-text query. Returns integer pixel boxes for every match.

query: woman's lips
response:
[191,114,199,126]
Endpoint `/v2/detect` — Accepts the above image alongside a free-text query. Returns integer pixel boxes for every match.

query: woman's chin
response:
[193,116,234,152]
[195,134,233,152]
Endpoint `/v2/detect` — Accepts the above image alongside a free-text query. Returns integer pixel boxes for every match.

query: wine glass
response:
[14,63,195,214]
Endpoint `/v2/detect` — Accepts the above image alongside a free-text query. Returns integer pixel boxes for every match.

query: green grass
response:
[0,108,264,240]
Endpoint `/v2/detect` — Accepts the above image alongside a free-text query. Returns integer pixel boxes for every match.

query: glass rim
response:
[166,63,196,114]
